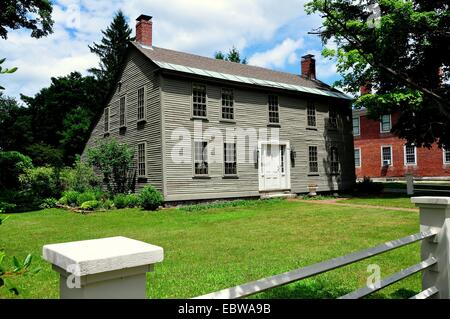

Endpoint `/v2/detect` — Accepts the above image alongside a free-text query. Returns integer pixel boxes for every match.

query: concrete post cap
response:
[411,197,450,206]
[43,236,164,276]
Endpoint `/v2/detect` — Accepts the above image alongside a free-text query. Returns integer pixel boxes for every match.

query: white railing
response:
[42,196,450,299]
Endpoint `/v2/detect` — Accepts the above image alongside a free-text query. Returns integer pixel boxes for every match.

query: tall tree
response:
[89,10,132,92]
[0,0,53,39]
[215,46,247,64]
[306,0,450,148]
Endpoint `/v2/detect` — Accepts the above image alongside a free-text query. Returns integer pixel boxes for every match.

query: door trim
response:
[258,140,291,192]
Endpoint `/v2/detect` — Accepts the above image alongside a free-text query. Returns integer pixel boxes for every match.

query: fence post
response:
[42,236,164,299]
[412,197,450,299]
[406,173,414,195]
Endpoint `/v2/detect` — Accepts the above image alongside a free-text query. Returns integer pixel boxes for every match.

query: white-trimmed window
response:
[330,146,339,174]
[194,141,208,175]
[444,149,450,165]
[137,87,146,121]
[268,95,280,124]
[353,116,360,136]
[119,96,126,127]
[380,115,392,133]
[192,84,207,118]
[221,88,234,120]
[309,146,319,173]
[381,146,393,167]
[104,107,110,133]
[328,109,338,129]
[224,143,237,175]
[354,148,361,167]
[307,101,316,127]
[137,142,147,177]
[404,144,417,165]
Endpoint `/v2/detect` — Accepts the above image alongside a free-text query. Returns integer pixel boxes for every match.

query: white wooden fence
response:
[43,196,450,299]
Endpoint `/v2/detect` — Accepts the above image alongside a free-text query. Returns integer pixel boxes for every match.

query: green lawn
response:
[0,199,421,299]
[342,194,416,209]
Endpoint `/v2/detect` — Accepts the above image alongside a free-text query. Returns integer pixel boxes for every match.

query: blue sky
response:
[0,0,340,101]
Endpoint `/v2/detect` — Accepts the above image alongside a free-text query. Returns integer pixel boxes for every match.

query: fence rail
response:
[195,231,437,299]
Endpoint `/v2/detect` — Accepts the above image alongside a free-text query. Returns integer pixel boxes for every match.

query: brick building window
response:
[224,143,237,175]
[307,101,316,127]
[404,144,417,165]
[137,87,145,121]
[268,95,280,124]
[330,146,339,174]
[193,84,207,118]
[354,149,361,167]
[309,146,318,173]
[194,141,208,175]
[382,146,392,166]
[444,149,450,164]
[353,116,360,136]
[221,88,234,120]
[380,115,392,132]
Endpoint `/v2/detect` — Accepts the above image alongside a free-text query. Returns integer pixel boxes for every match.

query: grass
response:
[342,194,416,209]
[0,199,421,299]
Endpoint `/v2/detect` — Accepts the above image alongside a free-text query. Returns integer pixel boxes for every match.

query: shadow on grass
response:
[251,279,418,299]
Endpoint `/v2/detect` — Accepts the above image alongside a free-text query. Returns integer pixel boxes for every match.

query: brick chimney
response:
[301,54,316,80]
[136,14,153,47]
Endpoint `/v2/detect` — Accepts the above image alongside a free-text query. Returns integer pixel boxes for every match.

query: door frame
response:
[258,140,291,192]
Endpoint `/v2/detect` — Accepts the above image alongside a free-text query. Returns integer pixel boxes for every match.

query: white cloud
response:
[248,38,304,69]
[0,0,336,100]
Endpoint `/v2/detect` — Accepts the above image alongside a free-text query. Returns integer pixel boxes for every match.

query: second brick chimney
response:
[301,54,316,80]
[136,14,153,47]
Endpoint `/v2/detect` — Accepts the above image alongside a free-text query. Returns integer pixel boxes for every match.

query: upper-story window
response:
[328,109,338,129]
[353,116,360,136]
[137,87,146,122]
[221,88,234,120]
[330,146,340,174]
[194,141,208,175]
[404,144,417,165]
[104,107,110,133]
[119,96,126,127]
[268,95,280,124]
[224,142,237,176]
[380,114,392,133]
[308,146,319,174]
[382,146,392,166]
[307,101,316,127]
[193,84,207,118]
[444,149,450,165]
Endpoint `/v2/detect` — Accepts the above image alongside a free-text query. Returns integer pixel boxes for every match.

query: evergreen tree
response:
[214,46,247,64]
[89,10,132,91]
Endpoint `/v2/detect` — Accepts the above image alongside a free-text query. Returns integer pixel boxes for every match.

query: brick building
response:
[353,109,450,180]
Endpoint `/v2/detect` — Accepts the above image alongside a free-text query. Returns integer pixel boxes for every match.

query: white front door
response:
[259,142,290,191]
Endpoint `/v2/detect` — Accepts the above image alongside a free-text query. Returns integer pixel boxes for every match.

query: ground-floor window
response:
[382,146,392,166]
[224,143,237,175]
[444,149,450,164]
[404,144,417,165]
[137,142,146,177]
[354,148,361,167]
[194,141,209,175]
[309,146,318,173]
[330,146,339,174]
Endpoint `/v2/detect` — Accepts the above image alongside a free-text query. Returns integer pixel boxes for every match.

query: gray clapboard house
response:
[83,15,355,202]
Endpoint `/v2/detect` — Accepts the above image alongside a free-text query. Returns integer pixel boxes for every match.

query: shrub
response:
[0,201,17,214]
[76,191,98,206]
[62,191,80,206]
[113,194,128,209]
[87,140,135,195]
[125,194,140,208]
[58,196,68,206]
[80,200,101,211]
[139,186,164,211]
[39,198,58,209]
[19,166,60,199]
[101,199,114,210]
[355,177,384,194]
[60,157,100,193]
[0,151,33,190]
